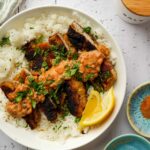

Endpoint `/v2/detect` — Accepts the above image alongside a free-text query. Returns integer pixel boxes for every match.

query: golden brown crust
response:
[65,78,87,117]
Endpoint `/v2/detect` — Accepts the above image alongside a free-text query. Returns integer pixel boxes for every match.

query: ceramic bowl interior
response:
[127,82,150,138]
[0,6,126,150]
[104,134,150,150]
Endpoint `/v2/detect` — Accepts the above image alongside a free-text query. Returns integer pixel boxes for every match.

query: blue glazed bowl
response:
[127,82,150,138]
[104,134,150,150]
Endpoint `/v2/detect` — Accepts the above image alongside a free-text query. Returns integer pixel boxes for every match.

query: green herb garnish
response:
[74,117,81,123]
[103,70,111,79]
[51,45,68,65]
[35,35,44,44]
[14,91,28,103]
[75,71,83,81]
[85,65,93,69]
[30,99,36,109]
[34,47,42,57]
[45,79,55,85]
[42,61,49,70]
[85,82,91,91]
[72,53,78,60]
[28,89,33,96]
[19,77,24,83]
[30,27,34,29]
[83,26,91,34]
[52,56,61,66]
[64,63,79,78]
[85,73,94,81]
[28,77,48,95]
[49,90,59,104]
[0,36,11,47]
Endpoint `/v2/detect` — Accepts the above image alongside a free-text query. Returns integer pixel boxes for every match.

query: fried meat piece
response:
[40,95,57,122]
[97,44,110,57]
[67,21,97,50]
[6,99,32,118]
[78,50,104,81]
[0,81,15,97]
[65,79,87,117]
[63,34,76,55]
[13,69,30,83]
[101,59,117,90]
[22,39,36,61]
[24,107,41,129]
[49,33,70,51]
[30,55,43,70]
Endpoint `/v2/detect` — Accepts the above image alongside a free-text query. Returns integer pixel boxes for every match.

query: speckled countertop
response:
[0,0,150,150]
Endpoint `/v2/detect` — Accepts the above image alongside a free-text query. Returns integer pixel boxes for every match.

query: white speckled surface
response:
[0,0,150,150]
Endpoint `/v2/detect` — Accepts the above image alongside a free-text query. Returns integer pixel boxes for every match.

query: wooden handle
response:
[122,0,150,16]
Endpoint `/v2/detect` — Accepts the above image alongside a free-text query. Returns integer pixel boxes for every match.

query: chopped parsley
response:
[34,47,42,57]
[14,91,28,103]
[85,73,94,81]
[83,26,91,34]
[30,27,34,29]
[35,35,44,44]
[45,79,55,85]
[49,90,59,104]
[28,89,33,96]
[51,45,58,51]
[93,34,98,39]
[72,53,78,60]
[0,36,11,47]
[30,99,36,109]
[75,71,83,81]
[44,49,50,57]
[63,126,68,130]
[64,63,79,78]
[52,56,61,66]
[51,45,68,65]
[15,62,21,68]
[28,77,48,95]
[103,70,111,79]
[99,70,111,82]
[19,77,24,83]
[85,82,91,91]
[49,83,64,104]
[74,117,81,123]
[42,61,49,70]
[61,104,69,119]
[92,80,104,93]
[85,65,93,69]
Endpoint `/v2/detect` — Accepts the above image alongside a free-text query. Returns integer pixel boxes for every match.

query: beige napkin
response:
[0,0,23,24]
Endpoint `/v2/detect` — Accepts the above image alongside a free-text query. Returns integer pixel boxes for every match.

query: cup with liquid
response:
[117,0,150,24]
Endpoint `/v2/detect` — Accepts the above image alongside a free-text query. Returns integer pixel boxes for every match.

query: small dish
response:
[127,82,150,138]
[104,134,150,150]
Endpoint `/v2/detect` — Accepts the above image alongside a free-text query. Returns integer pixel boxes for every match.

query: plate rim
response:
[0,5,127,150]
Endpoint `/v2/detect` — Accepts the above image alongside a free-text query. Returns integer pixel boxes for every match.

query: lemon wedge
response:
[79,87,115,129]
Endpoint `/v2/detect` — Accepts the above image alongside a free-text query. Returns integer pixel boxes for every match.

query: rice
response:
[0,11,112,142]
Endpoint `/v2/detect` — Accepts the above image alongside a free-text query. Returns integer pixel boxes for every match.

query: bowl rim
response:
[0,5,127,150]
[104,133,150,150]
[127,82,150,138]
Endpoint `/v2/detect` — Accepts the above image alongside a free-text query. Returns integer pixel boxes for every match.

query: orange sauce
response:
[140,96,150,119]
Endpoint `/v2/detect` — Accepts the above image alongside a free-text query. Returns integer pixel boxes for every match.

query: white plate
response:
[0,6,126,150]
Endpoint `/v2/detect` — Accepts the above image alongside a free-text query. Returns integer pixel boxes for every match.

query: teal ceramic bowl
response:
[104,134,150,150]
[127,82,150,138]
